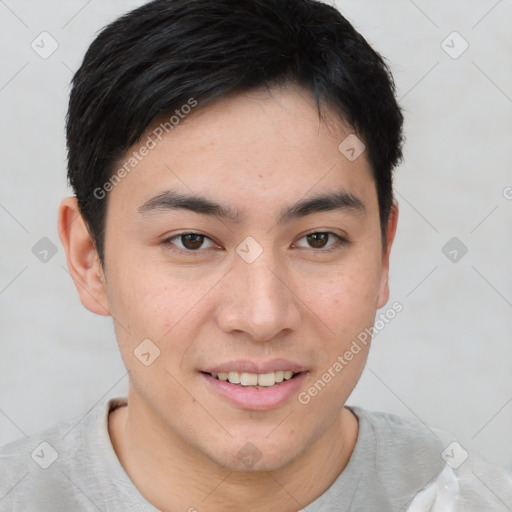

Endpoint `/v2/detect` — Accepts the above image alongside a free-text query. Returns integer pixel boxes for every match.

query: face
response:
[74,85,396,471]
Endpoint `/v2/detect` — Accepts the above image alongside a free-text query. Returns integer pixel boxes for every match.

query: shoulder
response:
[0,397,126,512]
[0,409,83,473]
[348,406,512,511]
[348,405,446,466]
[340,405,447,509]
[0,413,81,511]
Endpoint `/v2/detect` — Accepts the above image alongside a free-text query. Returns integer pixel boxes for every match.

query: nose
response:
[215,250,302,342]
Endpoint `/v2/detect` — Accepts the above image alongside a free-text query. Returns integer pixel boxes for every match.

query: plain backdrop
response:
[0,0,511,471]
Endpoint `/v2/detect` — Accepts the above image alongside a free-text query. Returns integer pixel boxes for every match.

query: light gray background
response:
[0,0,511,471]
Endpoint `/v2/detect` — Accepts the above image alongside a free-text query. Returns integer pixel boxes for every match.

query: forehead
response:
[107,85,376,218]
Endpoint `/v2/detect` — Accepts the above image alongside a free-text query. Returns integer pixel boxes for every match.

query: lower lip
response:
[201,372,308,411]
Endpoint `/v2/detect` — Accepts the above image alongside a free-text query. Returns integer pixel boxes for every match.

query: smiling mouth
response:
[202,370,300,388]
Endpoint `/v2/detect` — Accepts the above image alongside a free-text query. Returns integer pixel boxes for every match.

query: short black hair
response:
[66,0,404,263]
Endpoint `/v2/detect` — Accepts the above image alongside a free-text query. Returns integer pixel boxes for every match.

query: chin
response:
[201,436,306,473]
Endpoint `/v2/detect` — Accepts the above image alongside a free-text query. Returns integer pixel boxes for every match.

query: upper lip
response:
[201,359,307,374]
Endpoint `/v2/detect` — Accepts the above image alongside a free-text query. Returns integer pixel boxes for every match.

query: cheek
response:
[302,251,383,338]
[103,257,170,343]
[111,278,179,337]
[105,260,219,349]
[105,270,200,391]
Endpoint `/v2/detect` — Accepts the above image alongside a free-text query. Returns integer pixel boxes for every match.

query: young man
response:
[1,0,510,510]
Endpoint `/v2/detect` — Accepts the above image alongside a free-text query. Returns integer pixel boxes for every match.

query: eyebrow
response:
[137,189,366,223]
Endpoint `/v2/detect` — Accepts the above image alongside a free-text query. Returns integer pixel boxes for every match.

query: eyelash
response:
[162,231,349,255]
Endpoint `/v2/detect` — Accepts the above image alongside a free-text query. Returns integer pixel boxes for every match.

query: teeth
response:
[257,372,275,387]
[209,370,297,386]
[240,373,258,386]
[227,371,241,384]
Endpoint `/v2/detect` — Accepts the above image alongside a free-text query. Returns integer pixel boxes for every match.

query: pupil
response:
[182,234,204,250]
[308,233,328,249]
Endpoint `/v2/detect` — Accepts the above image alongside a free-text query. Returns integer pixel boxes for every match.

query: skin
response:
[58,84,398,512]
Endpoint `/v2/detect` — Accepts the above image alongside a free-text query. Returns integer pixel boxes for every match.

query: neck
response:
[108,393,358,512]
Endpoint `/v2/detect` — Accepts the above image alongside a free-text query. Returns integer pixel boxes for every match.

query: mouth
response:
[200,367,307,411]
[201,370,301,388]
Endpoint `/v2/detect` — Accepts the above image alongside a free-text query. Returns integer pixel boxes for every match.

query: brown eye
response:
[180,233,205,250]
[294,232,348,251]
[306,233,329,249]
[164,232,217,253]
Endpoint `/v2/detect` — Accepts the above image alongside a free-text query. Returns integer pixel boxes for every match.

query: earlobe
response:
[58,197,111,316]
[376,200,399,309]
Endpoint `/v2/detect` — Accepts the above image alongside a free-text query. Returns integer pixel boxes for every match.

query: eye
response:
[294,232,348,251]
[163,231,349,255]
[163,232,218,253]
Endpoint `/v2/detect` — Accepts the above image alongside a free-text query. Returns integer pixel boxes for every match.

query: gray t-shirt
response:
[1,396,511,511]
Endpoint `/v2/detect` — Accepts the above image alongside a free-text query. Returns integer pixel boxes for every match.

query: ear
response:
[376,200,399,309]
[58,197,111,316]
